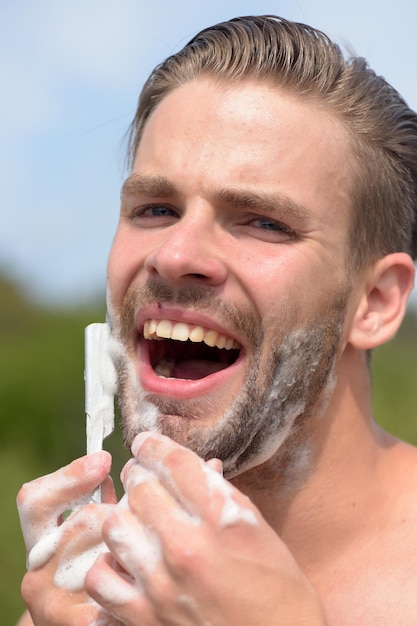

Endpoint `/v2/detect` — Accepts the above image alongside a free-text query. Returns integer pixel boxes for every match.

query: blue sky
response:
[1,0,417,309]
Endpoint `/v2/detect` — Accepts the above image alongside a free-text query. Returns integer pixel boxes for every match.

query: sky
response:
[1,0,417,309]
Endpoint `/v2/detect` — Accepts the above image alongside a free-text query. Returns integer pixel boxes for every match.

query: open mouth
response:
[143,318,242,380]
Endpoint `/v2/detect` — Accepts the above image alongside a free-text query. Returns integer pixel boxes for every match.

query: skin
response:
[108,78,355,478]
[17,78,416,625]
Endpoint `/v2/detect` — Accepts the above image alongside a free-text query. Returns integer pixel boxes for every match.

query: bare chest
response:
[315,536,417,626]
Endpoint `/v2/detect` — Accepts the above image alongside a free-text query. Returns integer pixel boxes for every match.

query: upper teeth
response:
[143,318,240,350]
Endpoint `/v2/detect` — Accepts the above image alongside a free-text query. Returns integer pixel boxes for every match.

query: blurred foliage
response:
[1,270,416,624]
[372,312,417,444]
[0,272,129,624]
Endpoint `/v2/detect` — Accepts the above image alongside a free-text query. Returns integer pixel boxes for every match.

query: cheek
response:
[107,232,144,306]
[240,256,300,319]
[247,247,338,324]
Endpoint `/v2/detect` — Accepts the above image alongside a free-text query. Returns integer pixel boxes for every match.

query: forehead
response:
[133,78,353,232]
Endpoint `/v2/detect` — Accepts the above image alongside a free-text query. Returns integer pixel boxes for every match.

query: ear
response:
[347,253,415,350]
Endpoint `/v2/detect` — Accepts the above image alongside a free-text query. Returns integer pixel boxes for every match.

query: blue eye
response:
[243,215,295,242]
[147,205,176,216]
[131,204,178,219]
[251,217,288,232]
[257,219,283,230]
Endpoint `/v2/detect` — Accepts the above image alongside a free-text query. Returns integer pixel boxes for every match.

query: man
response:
[17,15,417,625]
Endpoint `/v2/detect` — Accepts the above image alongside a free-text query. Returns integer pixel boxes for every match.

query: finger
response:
[102,475,118,504]
[21,568,111,626]
[130,432,258,528]
[122,459,198,530]
[102,504,163,583]
[27,502,114,576]
[86,552,152,626]
[130,432,218,515]
[52,504,114,592]
[106,466,208,605]
[17,452,111,551]
[118,460,215,589]
[123,458,261,580]
[120,457,137,485]
[205,458,224,474]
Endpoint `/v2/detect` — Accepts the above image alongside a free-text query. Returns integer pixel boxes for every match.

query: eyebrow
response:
[214,188,313,223]
[121,174,177,198]
[121,174,312,223]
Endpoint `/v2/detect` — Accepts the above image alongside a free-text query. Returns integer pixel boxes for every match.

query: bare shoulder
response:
[322,438,417,625]
[358,438,417,591]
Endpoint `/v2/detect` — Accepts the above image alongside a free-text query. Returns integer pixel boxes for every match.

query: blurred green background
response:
[1,270,416,624]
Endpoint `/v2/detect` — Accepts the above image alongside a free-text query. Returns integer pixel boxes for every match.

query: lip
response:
[134,305,246,399]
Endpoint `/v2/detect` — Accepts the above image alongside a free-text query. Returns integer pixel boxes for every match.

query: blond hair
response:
[127,15,417,267]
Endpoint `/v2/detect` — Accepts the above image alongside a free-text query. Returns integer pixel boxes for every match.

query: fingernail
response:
[120,458,136,483]
[205,458,224,475]
[86,450,111,472]
[131,431,154,458]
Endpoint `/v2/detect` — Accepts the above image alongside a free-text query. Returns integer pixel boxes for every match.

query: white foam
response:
[128,435,256,528]
[18,468,114,593]
[122,355,160,433]
[91,568,140,607]
[25,510,112,594]
[18,472,90,553]
[106,509,162,582]
[54,541,109,592]
[27,526,63,570]
[202,464,258,528]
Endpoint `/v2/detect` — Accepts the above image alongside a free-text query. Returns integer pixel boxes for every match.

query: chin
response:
[109,278,349,480]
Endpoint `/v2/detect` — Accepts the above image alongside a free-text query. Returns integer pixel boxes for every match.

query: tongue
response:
[155,358,229,380]
[174,359,229,380]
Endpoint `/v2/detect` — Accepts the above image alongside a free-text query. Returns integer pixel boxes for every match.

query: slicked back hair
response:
[127,15,417,268]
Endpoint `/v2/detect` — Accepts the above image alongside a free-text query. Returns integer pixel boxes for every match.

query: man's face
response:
[107,78,354,477]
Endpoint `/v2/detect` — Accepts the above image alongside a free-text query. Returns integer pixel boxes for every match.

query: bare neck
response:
[230,347,401,568]
[232,345,417,623]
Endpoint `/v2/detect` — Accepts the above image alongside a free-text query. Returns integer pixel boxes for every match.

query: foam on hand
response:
[85,323,117,500]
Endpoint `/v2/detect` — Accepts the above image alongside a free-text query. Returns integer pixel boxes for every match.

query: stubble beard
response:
[108,280,349,479]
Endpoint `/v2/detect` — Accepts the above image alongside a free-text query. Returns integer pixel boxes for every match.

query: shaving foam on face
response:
[117,351,160,439]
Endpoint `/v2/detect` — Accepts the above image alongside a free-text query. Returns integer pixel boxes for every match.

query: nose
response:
[143,212,228,286]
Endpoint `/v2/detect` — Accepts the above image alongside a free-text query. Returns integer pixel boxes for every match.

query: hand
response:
[85,432,326,625]
[17,452,121,625]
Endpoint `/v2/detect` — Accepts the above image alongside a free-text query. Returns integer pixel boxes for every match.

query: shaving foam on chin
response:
[85,323,117,501]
